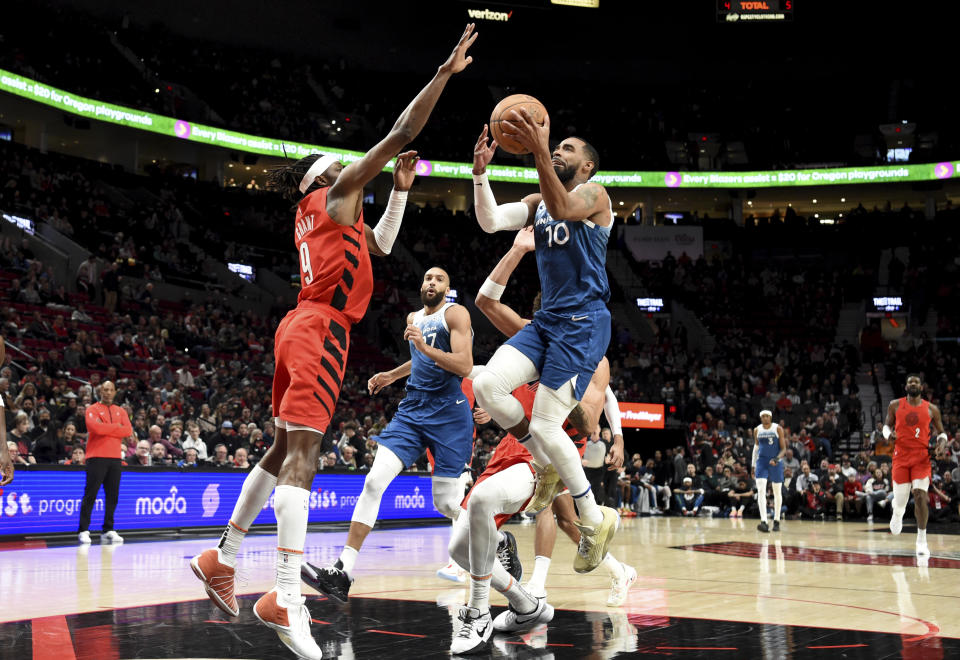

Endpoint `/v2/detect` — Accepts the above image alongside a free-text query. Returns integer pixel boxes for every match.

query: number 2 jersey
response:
[294,186,373,324]
[894,397,932,457]
[532,185,612,313]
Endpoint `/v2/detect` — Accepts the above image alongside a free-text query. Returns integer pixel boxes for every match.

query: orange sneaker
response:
[190,548,238,617]
[254,589,323,659]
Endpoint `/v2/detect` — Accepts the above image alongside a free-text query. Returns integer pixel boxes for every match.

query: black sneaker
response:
[301,560,353,603]
[497,530,523,582]
[772,521,780,532]
[757,522,769,533]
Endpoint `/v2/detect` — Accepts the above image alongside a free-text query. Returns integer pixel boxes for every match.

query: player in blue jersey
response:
[753,410,787,533]
[301,266,475,601]
[469,114,619,574]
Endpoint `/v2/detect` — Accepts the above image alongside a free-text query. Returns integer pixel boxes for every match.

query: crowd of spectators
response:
[5,1,959,172]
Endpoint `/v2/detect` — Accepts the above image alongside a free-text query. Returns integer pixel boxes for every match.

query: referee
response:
[78,380,132,544]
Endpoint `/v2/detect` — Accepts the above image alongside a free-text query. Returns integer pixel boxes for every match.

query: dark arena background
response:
[0,1,958,658]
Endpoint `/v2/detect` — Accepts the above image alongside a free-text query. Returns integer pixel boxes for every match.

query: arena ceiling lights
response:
[2,68,956,190]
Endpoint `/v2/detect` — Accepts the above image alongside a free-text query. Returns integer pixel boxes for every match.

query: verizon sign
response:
[619,403,665,429]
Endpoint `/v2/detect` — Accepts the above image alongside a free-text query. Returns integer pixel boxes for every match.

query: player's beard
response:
[421,289,445,307]
[554,161,577,183]
[906,385,921,397]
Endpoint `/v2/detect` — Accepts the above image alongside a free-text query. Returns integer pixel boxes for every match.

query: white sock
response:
[573,487,603,527]
[527,555,551,593]
[917,529,927,544]
[274,485,309,607]
[497,531,506,544]
[469,574,491,613]
[495,572,537,614]
[218,464,277,566]
[772,483,783,522]
[339,545,359,575]
[603,553,624,579]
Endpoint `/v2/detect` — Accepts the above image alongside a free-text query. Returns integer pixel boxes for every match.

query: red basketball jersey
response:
[894,397,932,454]
[294,187,373,325]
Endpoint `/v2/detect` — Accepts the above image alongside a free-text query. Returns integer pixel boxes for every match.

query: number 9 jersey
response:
[294,186,373,325]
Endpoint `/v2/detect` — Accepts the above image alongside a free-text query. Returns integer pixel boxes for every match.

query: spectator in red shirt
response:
[78,381,132,545]
[842,472,864,519]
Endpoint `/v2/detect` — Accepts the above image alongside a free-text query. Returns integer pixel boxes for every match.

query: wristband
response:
[882,424,892,440]
[479,277,505,301]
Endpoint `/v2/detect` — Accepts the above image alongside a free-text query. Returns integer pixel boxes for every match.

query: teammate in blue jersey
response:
[753,410,787,532]
[301,266,474,601]
[469,114,619,575]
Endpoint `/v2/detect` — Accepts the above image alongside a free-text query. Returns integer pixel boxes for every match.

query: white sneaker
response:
[254,589,323,660]
[890,513,903,535]
[437,562,467,584]
[450,606,492,655]
[78,531,92,545]
[916,541,930,557]
[606,564,637,607]
[493,596,554,633]
[867,515,874,524]
[102,530,124,544]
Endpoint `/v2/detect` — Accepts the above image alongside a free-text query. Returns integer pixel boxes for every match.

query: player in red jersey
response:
[190,25,478,659]
[883,374,947,556]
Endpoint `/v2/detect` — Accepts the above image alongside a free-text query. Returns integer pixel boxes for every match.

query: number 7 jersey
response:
[533,184,611,313]
[294,186,373,324]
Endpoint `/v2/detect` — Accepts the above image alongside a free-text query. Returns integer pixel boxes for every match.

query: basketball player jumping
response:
[474,226,635,607]
[470,116,619,574]
[301,267,475,602]
[883,374,948,556]
[752,410,786,533]
[189,25,478,660]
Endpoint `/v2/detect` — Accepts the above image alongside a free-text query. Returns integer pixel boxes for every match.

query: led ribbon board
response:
[2,68,957,188]
[0,468,442,535]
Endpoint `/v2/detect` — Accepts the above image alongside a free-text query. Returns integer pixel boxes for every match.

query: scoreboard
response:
[717,0,793,22]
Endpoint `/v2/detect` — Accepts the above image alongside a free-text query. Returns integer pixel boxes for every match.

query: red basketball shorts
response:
[272,304,350,435]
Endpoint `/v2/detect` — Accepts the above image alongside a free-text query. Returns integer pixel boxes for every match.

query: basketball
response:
[489,94,549,155]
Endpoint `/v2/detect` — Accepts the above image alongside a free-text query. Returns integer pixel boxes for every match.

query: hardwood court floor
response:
[2,516,958,658]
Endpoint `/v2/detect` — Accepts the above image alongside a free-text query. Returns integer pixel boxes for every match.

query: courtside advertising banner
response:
[619,403,666,429]
[0,469,442,536]
[2,68,958,188]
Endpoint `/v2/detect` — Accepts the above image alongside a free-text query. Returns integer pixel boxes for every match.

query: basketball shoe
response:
[253,588,323,659]
[496,530,523,582]
[493,596,554,633]
[190,548,239,617]
[450,606,493,655]
[524,464,564,514]
[301,560,353,603]
[573,506,619,574]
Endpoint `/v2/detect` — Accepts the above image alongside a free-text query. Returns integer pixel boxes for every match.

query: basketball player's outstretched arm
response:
[404,305,473,378]
[327,24,478,225]
[501,108,610,225]
[368,361,412,395]
[365,151,419,257]
[472,124,540,233]
[474,226,534,337]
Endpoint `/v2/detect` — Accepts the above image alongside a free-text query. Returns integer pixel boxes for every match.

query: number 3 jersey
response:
[294,186,373,325]
[406,302,467,398]
[533,184,612,313]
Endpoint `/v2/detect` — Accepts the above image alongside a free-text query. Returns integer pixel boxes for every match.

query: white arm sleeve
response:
[372,188,408,254]
[473,173,529,233]
[603,386,622,436]
[468,364,486,380]
[751,436,759,467]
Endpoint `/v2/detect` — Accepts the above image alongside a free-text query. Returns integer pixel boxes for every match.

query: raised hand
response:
[393,150,419,191]
[501,107,550,156]
[473,124,498,175]
[439,24,478,75]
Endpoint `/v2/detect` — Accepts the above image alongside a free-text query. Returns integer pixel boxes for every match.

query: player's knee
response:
[472,370,500,408]
[528,414,558,445]
[433,492,460,520]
